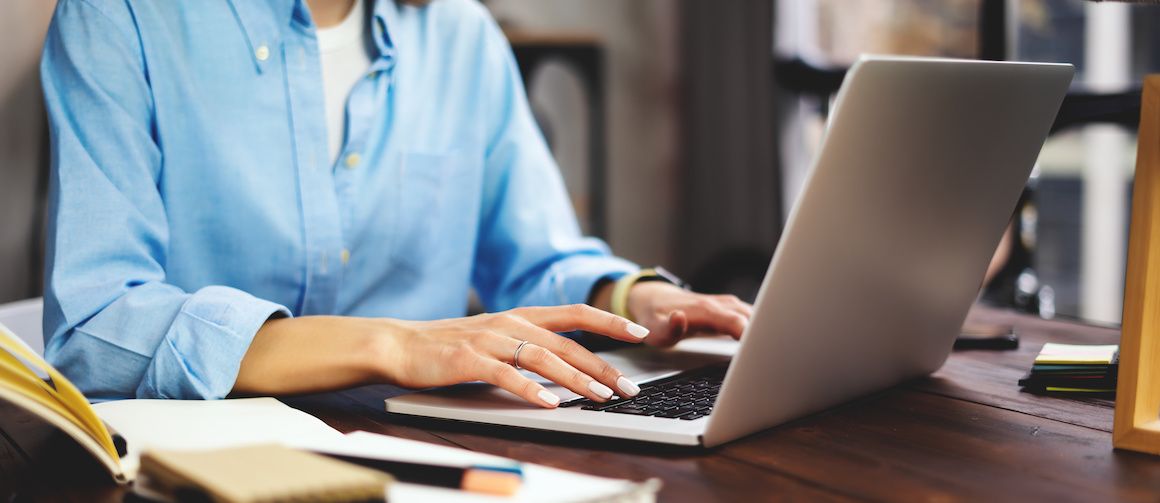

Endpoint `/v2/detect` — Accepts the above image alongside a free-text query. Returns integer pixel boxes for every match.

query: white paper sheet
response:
[92,397,344,477]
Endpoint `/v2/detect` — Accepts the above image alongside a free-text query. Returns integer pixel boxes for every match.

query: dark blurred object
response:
[0,1,54,304]
[689,249,769,304]
[979,182,1045,315]
[678,0,781,300]
[954,323,1019,350]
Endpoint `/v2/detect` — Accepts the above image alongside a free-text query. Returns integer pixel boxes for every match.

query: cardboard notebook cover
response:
[139,444,393,503]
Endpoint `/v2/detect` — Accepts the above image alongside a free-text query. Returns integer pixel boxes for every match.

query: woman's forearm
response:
[232,316,394,396]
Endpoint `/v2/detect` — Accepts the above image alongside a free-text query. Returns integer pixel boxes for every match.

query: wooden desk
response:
[18,306,1160,501]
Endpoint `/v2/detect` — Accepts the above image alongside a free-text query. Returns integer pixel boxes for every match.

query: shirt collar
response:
[226,0,296,74]
[369,0,399,62]
[227,0,397,74]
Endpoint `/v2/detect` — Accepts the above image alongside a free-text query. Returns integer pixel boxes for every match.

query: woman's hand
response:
[377,305,651,408]
[623,282,753,347]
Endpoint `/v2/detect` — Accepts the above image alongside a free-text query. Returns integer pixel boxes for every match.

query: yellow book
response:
[0,322,128,484]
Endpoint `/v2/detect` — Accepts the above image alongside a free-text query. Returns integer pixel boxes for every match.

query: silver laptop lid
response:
[703,56,1074,446]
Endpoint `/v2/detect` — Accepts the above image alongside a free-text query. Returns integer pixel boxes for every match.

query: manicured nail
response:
[626,322,650,339]
[617,376,640,397]
[537,389,560,406]
[588,380,614,399]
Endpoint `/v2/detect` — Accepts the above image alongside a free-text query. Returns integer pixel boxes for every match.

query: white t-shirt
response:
[316,0,373,165]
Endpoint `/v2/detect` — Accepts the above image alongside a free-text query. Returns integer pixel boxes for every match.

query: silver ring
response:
[512,340,531,370]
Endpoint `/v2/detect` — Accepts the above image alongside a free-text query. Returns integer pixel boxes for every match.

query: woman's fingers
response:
[490,317,640,399]
[474,331,617,402]
[638,310,687,348]
[683,299,748,339]
[509,304,650,343]
[471,356,562,408]
[513,342,617,401]
[716,294,754,319]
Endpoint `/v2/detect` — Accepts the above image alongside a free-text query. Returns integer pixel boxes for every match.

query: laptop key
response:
[606,405,653,416]
[654,407,698,419]
[680,412,706,420]
[581,398,632,411]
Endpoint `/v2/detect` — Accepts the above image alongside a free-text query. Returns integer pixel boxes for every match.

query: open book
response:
[0,322,129,483]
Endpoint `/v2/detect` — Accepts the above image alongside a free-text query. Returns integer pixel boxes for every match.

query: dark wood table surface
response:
[15,305,1160,502]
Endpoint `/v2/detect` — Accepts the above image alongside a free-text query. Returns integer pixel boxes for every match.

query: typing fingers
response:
[470,356,562,409]
[490,316,640,399]
[640,310,688,348]
[473,329,618,402]
[714,294,754,319]
[683,298,748,340]
[509,304,650,343]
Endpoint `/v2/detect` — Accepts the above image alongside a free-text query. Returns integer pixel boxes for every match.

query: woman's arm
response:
[232,316,387,396]
[41,0,289,401]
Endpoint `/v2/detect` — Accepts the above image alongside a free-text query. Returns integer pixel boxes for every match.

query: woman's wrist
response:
[361,317,410,383]
[590,280,617,314]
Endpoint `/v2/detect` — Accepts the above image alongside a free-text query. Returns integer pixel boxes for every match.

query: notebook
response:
[1018,343,1119,393]
[139,444,392,503]
[92,397,345,479]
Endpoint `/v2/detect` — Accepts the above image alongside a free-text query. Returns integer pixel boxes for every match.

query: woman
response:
[40,0,751,407]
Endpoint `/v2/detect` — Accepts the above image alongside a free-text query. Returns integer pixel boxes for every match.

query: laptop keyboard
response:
[558,364,727,420]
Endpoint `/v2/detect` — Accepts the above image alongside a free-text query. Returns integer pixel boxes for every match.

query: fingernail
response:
[588,380,614,399]
[537,389,560,406]
[616,376,640,397]
[626,322,650,339]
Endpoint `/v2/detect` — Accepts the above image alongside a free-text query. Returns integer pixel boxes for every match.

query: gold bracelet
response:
[610,269,656,322]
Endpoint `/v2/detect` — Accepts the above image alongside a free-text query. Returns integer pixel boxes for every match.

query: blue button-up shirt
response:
[41,0,636,401]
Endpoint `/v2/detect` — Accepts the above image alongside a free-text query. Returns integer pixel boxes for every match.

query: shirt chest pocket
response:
[392,151,482,270]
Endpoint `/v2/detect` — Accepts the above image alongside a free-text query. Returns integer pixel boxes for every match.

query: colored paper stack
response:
[1018,343,1118,394]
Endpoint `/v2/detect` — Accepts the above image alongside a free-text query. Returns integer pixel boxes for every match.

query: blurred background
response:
[2,0,1158,325]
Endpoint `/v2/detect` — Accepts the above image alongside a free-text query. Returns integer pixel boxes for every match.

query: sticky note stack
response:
[1018,343,1118,394]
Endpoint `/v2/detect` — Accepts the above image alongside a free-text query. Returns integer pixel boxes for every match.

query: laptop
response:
[385,56,1075,447]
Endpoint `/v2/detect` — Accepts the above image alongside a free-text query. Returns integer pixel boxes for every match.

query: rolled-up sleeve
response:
[470,15,638,312]
[40,0,289,401]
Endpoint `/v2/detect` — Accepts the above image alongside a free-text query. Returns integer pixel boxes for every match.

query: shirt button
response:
[341,249,351,266]
[255,44,270,61]
[344,153,361,169]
